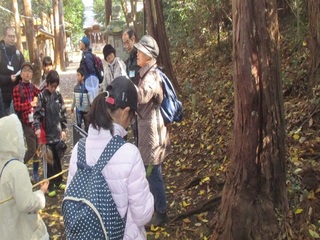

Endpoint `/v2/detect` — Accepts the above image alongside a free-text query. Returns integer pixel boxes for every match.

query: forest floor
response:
[37,24,320,239]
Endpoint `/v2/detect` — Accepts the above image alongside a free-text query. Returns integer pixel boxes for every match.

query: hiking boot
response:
[146,212,168,227]
[58,183,66,190]
[47,190,57,197]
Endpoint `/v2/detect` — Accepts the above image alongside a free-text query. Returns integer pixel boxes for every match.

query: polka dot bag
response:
[62,136,126,240]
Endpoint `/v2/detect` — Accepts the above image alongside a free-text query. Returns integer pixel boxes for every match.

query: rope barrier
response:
[0,169,68,205]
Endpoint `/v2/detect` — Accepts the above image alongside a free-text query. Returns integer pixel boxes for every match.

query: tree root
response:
[169,194,221,223]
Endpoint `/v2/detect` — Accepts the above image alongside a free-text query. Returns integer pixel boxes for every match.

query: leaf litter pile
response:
[35,35,320,239]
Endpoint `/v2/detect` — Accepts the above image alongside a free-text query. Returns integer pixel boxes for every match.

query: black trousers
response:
[47,142,63,190]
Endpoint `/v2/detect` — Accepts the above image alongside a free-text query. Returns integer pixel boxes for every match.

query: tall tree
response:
[59,0,66,70]
[53,0,61,71]
[12,0,22,52]
[211,0,288,239]
[144,0,180,92]
[307,1,320,90]
[22,0,41,83]
[63,0,85,45]
[105,0,112,26]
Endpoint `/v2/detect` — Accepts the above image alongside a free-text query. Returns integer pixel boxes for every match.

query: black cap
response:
[106,76,138,112]
[21,62,33,71]
[134,35,159,58]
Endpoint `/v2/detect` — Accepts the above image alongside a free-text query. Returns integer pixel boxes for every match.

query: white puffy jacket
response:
[66,123,154,239]
[0,114,48,240]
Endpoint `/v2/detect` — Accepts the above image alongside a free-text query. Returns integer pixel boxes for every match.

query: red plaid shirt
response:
[13,82,40,125]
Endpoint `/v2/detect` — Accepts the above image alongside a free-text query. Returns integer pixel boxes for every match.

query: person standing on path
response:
[79,36,99,104]
[33,70,67,197]
[101,44,127,91]
[79,36,96,79]
[122,29,140,85]
[122,29,140,145]
[0,27,25,117]
[12,62,41,182]
[0,114,49,240]
[134,35,170,226]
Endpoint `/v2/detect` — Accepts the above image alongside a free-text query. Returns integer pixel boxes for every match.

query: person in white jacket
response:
[66,76,154,240]
[101,44,128,91]
[0,114,49,240]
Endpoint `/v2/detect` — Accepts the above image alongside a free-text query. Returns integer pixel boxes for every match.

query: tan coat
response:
[0,114,49,240]
[137,59,170,165]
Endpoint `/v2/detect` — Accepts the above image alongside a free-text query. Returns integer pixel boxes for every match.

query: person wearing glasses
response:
[122,28,140,86]
[0,27,25,117]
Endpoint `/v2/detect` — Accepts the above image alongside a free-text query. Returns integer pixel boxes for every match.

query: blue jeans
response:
[146,164,167,213]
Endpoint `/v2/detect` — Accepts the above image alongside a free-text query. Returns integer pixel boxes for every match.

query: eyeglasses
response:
[123,39,132,46]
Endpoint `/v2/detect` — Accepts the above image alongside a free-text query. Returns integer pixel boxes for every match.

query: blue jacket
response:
[79,49,96,79]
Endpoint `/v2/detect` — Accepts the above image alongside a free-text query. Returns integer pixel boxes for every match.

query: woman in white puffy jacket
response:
[66,76,154,240]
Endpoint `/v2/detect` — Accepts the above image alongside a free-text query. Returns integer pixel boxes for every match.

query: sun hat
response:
[134,35,159,58]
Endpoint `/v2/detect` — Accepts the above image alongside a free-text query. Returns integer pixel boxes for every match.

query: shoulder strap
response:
[0,158,19,178]
[76,136,125,172]
[140,64,157,81]
[77,138,86,165]
[95,135,125,172]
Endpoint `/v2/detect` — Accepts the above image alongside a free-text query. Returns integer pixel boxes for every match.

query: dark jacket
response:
[33,89,67,144]
[0,40,25,103]
[79,48,96,79]
[125,49,140,85]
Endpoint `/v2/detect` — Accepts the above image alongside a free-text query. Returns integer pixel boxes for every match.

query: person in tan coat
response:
[0,114,49,240]
[134,35,170,226]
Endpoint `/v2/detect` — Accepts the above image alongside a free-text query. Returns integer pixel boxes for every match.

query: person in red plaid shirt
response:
[12,62,40,180]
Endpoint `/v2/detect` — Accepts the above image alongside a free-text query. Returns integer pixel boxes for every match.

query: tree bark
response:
[143,0,181,93]
[59,0,66,71]
[307,1,320,90]
[105,0,112,27]
[22,0,41,84]
[22,0,34,62]
[12,0,22,52]
[53,0,61,71]
[212,1,288,239]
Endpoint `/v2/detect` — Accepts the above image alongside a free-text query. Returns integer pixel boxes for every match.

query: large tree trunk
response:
[143,0,181,93]
[105,0,112,27]
[53,0,61,71]
[22,0,34,62]
[22,0,41,84]
[12,0,22,52]
[59,0,66,71]
[212,1,288,239]
[307,1,320,90]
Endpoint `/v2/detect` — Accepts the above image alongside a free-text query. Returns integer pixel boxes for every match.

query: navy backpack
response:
[157,69,183,124]
[62,136,126,240]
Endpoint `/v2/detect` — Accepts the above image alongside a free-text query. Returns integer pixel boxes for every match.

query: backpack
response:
[93,54,104,84]
[156,68,183,124]
[62,135,126,240]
